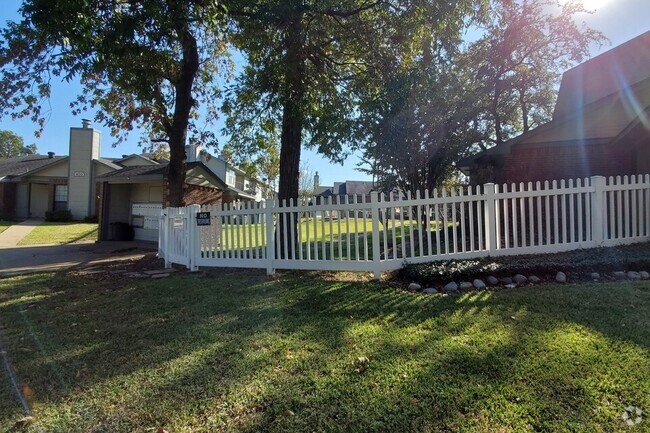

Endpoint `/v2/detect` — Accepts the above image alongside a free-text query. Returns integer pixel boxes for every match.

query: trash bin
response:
[110,222,134,241]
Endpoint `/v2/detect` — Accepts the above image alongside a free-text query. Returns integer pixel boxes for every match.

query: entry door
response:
[30,184,49,218]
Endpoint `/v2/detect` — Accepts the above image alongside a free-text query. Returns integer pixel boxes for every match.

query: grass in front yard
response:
[210,218,436,260]
[17,222,97,245]
[0,221,11,234]
[1,272,649,432]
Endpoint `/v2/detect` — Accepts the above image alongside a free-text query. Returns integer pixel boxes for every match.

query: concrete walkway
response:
[0,219,44,247]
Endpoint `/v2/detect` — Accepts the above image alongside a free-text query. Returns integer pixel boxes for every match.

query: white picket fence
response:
[159,175,650,278]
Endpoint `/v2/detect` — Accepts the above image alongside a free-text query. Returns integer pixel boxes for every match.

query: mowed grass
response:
[210,218,432,259]
[0,220,11,234]
[17,222,98,245]
[1,272,649,432]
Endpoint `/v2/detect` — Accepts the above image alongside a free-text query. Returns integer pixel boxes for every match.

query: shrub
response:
[0,211,16,221]
[84,214,98,223]
[401,242,650,284]
[45,210,73,222]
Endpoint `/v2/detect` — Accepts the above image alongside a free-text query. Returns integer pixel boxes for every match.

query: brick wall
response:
[183,184,223,207]
[161,180,223,208]
[495,140,638,184]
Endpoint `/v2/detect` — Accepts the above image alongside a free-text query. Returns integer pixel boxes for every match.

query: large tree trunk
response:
[277,19,306,258]
[166,2,200,207]
[519,86,529,133]
[492,93,503,146]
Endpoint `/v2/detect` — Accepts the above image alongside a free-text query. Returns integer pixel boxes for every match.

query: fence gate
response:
[160,206,192,268]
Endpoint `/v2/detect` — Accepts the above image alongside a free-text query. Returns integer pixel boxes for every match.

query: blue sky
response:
[0,0,648,187]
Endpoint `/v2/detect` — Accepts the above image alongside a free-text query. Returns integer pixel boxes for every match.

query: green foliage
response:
[0,0,231,205]
[224,0,484,200]
[402,242,650,284]
[468,0,606,146]
[359,62,484,196]
[360,0,605,194]
[44,209,72,222]
[0,130,27,158]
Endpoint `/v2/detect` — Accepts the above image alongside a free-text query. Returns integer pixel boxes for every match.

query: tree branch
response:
[326,0,382,19]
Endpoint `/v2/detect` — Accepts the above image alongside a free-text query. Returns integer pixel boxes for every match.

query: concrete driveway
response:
[0,241,158,276]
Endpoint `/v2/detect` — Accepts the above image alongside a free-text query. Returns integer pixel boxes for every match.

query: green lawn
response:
[209,218,438,260]
[0,220,11,234]
[17,222,98,246]
[1,271,648,432]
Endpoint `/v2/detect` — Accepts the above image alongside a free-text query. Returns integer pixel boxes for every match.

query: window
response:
[226,169,236,186]
[53,184,68,211]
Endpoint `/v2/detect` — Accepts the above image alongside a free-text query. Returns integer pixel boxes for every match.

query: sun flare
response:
[564,0,612,11]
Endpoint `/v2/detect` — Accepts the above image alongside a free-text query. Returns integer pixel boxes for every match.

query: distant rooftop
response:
[0,154,66,178]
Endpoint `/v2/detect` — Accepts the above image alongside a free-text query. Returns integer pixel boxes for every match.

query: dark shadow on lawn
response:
[0,270,648,431]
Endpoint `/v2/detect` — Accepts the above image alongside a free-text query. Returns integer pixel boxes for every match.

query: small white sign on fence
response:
[173,218,184,229]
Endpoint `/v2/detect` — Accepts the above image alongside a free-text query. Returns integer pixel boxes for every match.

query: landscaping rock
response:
[640,271,650,280]
[151,273,170,279]
[590,272,601,280]
[513,274,527,284]
[473,279,486,289]
[500,277,513,285]
[555,272,567,283]
[528,276,541,283]
[126,272,148,278]
[627,271,641,280]
[408,283,422,291]
[487,276,499,286]
[444,282,458,292]
[504,284,517,289]
[613,271,627,280]
[423,288,438,294]
[459,281,473,290]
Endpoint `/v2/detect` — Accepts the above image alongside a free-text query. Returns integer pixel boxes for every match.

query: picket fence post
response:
[646,174,650,242]
[265,199,276,275]
[370,192,381,280]
[160,208,169,267]
[184,204,197,270]
[483,183,497,253]
[590,176,606,246]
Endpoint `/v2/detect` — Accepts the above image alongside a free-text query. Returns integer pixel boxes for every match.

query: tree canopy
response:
[359,0,605,196]
[0,0,230,205]
[0,0,606,206]
[0,130,36,159]
[223,0,484,203]
[469,0,605,148]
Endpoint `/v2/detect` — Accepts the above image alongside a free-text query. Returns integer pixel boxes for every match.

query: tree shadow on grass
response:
[0,271,648,431]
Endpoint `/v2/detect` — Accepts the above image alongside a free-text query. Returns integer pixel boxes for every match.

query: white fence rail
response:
[159,175,650,278]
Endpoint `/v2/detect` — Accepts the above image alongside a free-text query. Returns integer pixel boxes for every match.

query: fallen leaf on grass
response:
[12,416,34,430]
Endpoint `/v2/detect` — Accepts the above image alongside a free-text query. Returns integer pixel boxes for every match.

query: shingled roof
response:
[97,164,167,179]
[0,154,67,178]
[97,161,229,190]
